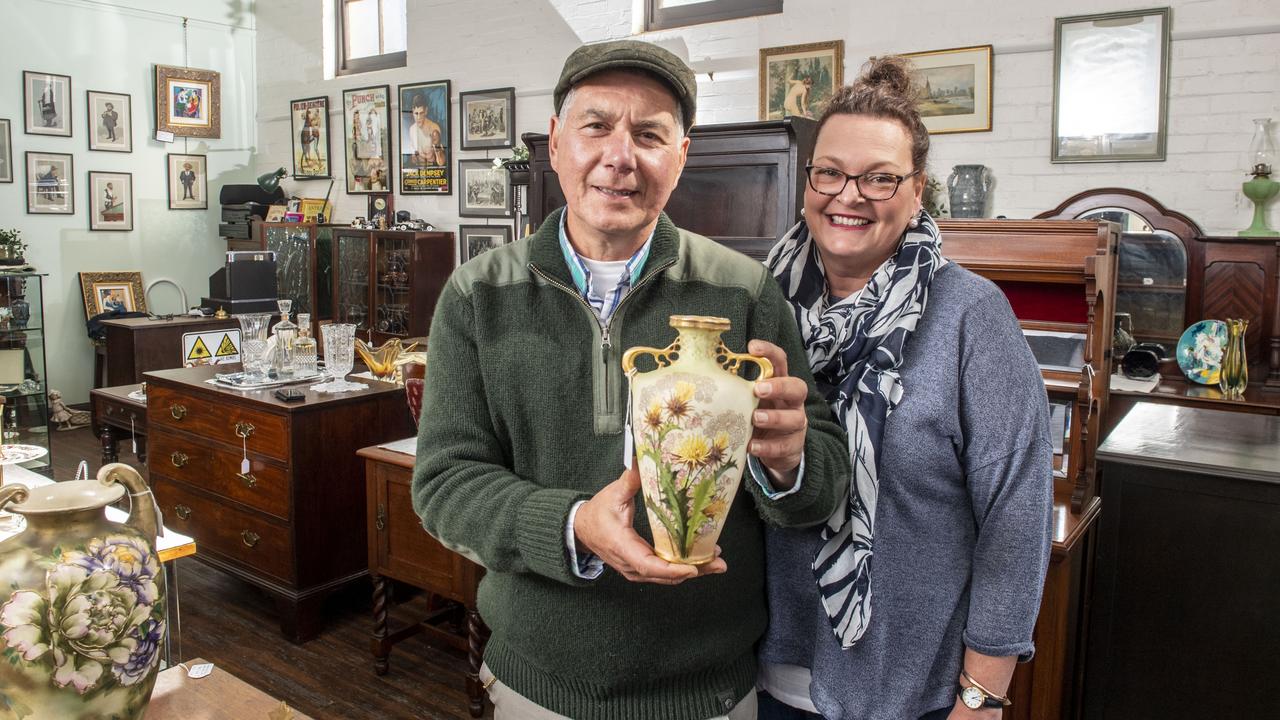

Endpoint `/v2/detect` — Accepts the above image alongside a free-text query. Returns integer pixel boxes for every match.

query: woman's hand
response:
[946,702,1001,720]
[747,340,808,489]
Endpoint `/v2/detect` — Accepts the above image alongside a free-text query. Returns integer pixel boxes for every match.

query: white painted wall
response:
[256,0,1277,239]
[0,0,258,404]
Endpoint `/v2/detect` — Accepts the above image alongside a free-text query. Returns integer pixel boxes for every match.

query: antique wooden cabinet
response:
[524,117,816,259]
[145,365,413,642]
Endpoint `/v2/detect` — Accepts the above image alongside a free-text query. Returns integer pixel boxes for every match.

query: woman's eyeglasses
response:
[805,165,919,201]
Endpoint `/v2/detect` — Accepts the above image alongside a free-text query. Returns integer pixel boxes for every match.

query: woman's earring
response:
[908,215,920,229]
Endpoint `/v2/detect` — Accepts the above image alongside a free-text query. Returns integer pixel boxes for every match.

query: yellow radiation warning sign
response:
[187,337,212,361]
[182,329,241,367]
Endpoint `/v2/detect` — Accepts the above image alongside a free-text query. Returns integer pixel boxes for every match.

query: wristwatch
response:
[958,669,1011,710]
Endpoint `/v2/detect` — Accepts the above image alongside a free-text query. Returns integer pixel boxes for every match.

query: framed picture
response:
[78,271,146,320]
[901,45,993,135]
[88,171,133,231]
[397,80,451,194]
[343,85,392,193]
[290,96,331,179]
[458,225,513,264]
[759,41,844,121]
[459,87,515,150]
[0,119,11,183]
[298,198,332,223]
[23,71,72,137]
[87,90,133,152]
[25,152,73,215]
[167,153,208,210]
[1053,7,1170,163]
[155,64,221,138]
[265,205,287,222]
[458,159,512,218]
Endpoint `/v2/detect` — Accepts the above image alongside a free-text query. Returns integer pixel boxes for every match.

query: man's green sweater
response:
[412,209,849,720]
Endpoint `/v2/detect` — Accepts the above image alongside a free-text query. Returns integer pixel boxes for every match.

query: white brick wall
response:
[256,0,1280,236]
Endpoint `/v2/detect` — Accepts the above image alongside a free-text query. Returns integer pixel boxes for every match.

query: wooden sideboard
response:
[145,365,413,642]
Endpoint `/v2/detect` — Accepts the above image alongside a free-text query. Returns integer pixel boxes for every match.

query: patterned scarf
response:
[766,211,945,648]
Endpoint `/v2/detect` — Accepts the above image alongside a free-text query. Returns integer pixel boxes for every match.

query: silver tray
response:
[212,369,329,390]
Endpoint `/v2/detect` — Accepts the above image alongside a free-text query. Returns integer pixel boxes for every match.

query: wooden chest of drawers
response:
[145,366,413,642]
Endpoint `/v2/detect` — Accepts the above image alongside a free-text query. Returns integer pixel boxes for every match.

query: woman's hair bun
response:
[854,56,917,100]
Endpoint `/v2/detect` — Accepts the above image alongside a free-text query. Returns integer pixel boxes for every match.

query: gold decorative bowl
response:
[355,338,419,382]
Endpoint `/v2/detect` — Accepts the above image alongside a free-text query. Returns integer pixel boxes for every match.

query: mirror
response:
[1052,8,1170,162]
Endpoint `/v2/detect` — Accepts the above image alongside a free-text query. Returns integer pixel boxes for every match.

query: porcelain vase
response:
[622,316,772,565]
[947,164,991,218]
[0,463,165,719]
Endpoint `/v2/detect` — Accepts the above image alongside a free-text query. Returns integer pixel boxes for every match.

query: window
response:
[335,0,407,76]
[644,0,782,32]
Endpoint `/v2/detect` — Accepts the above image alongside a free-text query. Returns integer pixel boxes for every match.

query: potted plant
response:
[0,229,27,266]
[495,145,531,185]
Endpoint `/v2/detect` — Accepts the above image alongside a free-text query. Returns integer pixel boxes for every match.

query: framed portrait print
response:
[458,225,513,264]
[458,159,512,218]
[398,80,452,194]
[290,96,331,179]
[459,87,515,150]
[902,45,993,134]
[25,152,73,215]
[0,119,12,183]
[78,271,146,320]
[87,90,132,152]
[1053,7,1170,163]
[155,65,221,139]
[23,71,72,137]
[167,153,208,210]
[88,171,133,231]
[759,41,843,121]
[343,85,392,194]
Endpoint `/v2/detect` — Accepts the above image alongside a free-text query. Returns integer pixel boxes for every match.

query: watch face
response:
[960,686,985,710]
[373,197,387,211]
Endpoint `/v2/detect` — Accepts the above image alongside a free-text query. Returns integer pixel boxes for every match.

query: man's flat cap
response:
[554,39,697,132]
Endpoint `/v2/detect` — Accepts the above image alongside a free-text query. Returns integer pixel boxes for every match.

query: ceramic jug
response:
[622,316,773,565]
[947,164,991,218]
[0,463,165,719]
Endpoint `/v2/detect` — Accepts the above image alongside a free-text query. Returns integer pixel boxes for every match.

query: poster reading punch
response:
[397,80,451,195]
[343,85,391,194]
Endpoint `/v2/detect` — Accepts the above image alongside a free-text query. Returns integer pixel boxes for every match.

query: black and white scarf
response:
[766,211,945,648]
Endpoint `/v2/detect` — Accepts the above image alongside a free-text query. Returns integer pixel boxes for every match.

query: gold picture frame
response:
[298,198,332,223]
[78,271,146,321]
[759,40,844,121]
[901,45,993,135]
[155,65,221,138]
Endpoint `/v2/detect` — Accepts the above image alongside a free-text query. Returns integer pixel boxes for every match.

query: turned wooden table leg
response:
[467,609,489,718]
[371,574,390,675]
[135,434,148,464]
[99,424,118,466]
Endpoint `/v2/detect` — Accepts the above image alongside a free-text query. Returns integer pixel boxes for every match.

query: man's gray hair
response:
[558,77,685,138]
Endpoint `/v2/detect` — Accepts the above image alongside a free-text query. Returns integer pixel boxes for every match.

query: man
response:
[101,102,118,142]
[413,40,849,720]
[179,162,196,200]
[406,93,446,167]
[39,80,57,127]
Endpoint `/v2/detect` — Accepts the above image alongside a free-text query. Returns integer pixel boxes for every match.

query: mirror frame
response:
[1052,7,1171,163]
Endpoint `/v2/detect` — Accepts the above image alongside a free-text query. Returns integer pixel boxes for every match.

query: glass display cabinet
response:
[0,273,51,475]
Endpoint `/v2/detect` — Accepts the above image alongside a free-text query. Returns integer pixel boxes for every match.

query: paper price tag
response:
[155,130,175,143]
[187,662,214,679]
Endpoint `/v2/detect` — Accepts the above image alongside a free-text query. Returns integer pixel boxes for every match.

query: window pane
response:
[382,0,406,54]
[346,0,380,60]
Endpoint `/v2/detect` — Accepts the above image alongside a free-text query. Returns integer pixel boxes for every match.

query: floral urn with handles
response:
[0,463,165,719]
[622,316,772,565]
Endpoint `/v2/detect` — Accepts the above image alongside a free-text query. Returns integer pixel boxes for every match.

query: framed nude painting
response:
[759,41,843,120]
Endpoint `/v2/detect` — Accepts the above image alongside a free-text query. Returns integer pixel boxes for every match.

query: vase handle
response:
[0,484,29,511]
[98,462,159,547]
[717,343,774,381]
[621,342,678,375]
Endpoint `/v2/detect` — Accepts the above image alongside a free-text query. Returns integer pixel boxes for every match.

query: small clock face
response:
[373,197,387,211]
[960,686,985,710]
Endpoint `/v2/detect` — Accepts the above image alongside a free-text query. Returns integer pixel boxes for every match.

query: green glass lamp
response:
[1240,118,1279,238]
[257,167,287,194]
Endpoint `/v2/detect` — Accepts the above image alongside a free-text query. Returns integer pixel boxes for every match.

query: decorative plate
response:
[0,444,49,465]
[1175,319,1228,385]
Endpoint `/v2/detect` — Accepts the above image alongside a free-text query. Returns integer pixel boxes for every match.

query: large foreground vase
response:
[622,316,772,565]
[0,463,165,719]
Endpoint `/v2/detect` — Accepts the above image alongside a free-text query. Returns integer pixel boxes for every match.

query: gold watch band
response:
[961,669,1011,706]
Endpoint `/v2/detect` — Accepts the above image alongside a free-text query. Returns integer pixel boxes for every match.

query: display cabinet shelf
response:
[0,273,51,476]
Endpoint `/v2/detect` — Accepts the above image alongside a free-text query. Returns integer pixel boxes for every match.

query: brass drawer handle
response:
[170,404,187,420]
[174,504,192,520]
[235,421,255,439]
[237,471,258,488]
[170,451,188,468]
[105,405,115,416]
[241,530,261,548]
[375,504,385,531]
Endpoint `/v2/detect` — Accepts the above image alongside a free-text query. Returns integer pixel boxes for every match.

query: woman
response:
[760,57,1053,720]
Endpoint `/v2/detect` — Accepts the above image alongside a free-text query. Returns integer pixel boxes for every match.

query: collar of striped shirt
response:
[557,210,653,322]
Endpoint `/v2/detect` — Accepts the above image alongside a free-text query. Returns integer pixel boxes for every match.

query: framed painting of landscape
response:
[902,45,993,134]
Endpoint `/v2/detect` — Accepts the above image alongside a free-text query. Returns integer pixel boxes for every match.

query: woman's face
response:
[805,114,924,280]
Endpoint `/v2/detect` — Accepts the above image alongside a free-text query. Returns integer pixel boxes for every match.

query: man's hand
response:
[574,465,727,584]
[748,340,808,490]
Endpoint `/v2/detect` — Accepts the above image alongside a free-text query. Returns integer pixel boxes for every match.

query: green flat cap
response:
[554,39,697,132]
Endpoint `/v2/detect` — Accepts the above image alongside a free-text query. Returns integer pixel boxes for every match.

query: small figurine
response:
[48,389,91,430]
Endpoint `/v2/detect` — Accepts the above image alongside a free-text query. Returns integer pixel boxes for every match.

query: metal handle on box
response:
[170,451,188,468]
[241,530,260,548]
[169,404,187,420]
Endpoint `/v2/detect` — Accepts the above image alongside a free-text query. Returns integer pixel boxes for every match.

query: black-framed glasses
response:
[805,165,920,201]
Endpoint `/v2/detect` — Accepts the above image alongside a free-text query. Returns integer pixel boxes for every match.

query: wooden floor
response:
[49,425,491,720]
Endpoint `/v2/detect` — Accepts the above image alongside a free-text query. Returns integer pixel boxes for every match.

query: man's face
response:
[412,106,427,126]
[549,70,689,251]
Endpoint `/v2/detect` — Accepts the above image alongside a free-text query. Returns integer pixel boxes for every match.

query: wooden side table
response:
[147,658,313,719]
[90,383,148,465]
[358,442,487,718]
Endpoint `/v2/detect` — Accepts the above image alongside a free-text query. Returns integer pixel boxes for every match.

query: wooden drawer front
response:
[373,463,477,603]
[149,385,289,461]
[155,478,294,583]
[99,398,147,432]
[151,430,290,521]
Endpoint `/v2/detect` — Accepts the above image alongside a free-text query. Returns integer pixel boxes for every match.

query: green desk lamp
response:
[1241,118,1278,238]
[257,167,287,195]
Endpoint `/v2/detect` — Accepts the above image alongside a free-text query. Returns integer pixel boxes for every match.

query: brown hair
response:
[816,55,930,172]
